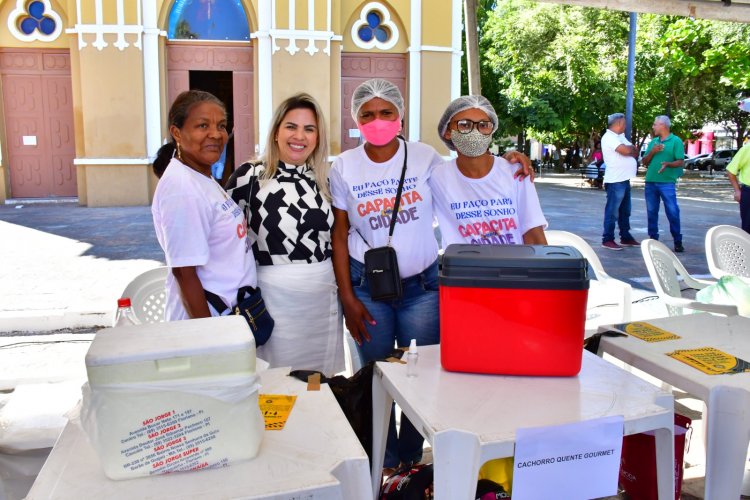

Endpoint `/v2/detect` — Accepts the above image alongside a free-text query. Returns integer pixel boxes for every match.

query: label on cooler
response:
[118,408,227,475]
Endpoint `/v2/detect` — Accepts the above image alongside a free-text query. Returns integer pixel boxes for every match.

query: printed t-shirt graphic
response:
[330,141,442,278]
[152,158,257,321]
[429,156,548,247]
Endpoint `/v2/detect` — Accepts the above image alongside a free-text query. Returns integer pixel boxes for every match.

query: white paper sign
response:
[22,135,37,146]
[512,415,624,500]
[348,128,361,138]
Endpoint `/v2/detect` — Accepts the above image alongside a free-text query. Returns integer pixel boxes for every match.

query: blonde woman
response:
[226,93,343,375]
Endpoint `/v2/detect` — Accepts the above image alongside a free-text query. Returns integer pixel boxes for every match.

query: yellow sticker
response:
[259,394,297,431]
[614,322,681,343]
[667,347,750,375]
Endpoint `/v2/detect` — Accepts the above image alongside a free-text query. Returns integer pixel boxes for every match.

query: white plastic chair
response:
[705,224,750,279]
[120,267,169,324]
[546,230,632,324]
[641,239,738,317]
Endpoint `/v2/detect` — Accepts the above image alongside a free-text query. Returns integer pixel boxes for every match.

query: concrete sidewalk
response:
[0,203,163,332]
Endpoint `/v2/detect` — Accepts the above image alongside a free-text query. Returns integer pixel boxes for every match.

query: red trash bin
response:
[619,413,692,500]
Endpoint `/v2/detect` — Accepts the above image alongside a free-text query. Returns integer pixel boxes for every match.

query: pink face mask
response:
[358,119,401,146]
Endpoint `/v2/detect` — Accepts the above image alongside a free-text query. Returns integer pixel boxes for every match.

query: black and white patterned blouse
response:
[225,161,333,266]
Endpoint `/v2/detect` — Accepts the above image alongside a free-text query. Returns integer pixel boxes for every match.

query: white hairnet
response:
[437,95,498,151]
[351,78,405,121]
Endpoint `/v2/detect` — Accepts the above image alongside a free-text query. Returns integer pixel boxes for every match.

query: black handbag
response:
[360,139,409,302]
[204,287,274,346]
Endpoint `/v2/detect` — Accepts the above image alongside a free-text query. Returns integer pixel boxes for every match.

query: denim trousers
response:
[645,182,682,243]
[741,185,750,234]
[349,257,440,468]
[602,180,634,243]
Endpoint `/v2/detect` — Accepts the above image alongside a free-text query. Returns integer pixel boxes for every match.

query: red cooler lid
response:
[440,244,589,290]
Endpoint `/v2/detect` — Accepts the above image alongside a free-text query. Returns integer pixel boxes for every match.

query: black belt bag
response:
[204,286,274,346]
[359,138,409,302]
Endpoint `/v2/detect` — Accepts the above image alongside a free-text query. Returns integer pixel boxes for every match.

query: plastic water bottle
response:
[113,298,140,327]
[406,339,418,377]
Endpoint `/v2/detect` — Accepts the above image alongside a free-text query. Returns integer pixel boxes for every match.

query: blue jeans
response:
[645,182,682,244]
[602,180,634,243]
[349,258,440,468]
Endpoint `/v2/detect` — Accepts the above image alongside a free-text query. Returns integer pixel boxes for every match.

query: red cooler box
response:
[439,244,589,376]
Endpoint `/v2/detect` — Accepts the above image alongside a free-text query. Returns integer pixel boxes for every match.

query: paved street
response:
[536,171,740,287]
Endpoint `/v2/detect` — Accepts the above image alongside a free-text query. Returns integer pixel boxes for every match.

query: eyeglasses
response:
[453,119,494,135]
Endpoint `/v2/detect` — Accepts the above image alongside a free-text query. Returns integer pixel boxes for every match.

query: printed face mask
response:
[451,129,493,157]
[359,119,401,146]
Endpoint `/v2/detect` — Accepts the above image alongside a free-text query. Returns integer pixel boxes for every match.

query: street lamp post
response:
[625,12,637,142]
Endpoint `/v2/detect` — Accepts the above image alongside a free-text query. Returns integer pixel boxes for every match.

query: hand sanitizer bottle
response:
[406,339,418,377]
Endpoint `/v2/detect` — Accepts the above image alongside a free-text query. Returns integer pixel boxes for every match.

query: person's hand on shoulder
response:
[504,151,535,182]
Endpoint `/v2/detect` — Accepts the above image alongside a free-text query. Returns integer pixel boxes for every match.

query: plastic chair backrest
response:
[120,267,169,324]
[706,225,750,279]
[641,239,693,316]
[545,230,607,280]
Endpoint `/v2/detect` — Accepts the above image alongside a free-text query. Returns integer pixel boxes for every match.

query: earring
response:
[176,142,182,160]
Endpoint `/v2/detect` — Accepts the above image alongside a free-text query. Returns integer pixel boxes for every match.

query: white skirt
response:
[255,260,344,376]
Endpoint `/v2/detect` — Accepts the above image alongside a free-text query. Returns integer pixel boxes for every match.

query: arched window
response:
[351,2,398,50]
[168,0,250,41]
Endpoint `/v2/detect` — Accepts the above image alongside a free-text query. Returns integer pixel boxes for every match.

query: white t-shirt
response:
[152,159,257,321]
[601,129,637,183]
[329,141,441,278]
[430,156,548,247]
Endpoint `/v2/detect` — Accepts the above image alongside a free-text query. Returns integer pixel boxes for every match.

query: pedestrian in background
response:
[727,140,750,233]
[641,115,685,252]
[600,113,640,250]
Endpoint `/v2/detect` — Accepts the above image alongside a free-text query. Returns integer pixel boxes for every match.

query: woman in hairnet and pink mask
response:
[329,79,533,474]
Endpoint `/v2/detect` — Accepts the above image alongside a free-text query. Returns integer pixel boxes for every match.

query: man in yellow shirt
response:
[727,141,750,234]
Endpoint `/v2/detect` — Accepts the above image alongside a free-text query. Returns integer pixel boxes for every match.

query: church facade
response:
[0,0,460,205]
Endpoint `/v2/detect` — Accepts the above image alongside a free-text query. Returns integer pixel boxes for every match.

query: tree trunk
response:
[735,117,748,149]
[464,0,481,95]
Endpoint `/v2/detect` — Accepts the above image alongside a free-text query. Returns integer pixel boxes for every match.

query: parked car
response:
[684,153,711,170]
[706,149,738,170]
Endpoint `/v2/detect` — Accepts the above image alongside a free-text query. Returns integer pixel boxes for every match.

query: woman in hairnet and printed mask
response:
[430,95,548,247]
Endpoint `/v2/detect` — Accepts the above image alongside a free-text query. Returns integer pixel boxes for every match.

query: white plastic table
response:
[27,367,370,500]
[371,346,675,500]
[597,313,750,500]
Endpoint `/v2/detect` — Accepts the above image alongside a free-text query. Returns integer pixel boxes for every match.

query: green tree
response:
[478,2,750,154]
[481,1,630,156]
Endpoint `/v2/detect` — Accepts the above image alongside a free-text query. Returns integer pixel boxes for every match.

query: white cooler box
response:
[81,316,264,480]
